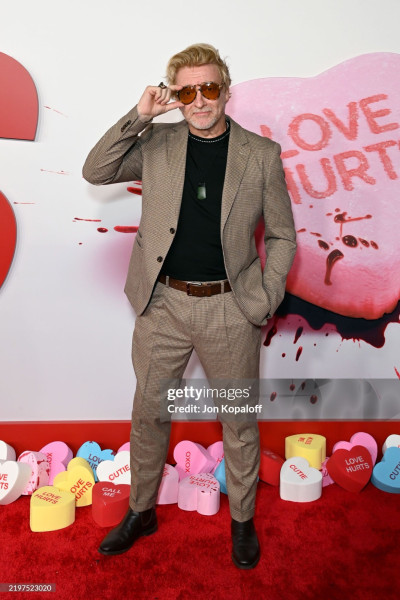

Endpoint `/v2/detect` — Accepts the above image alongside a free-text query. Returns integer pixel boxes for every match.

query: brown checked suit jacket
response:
[83,106,297,326]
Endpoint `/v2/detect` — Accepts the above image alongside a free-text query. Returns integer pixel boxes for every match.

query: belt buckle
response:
[186,281,202,296]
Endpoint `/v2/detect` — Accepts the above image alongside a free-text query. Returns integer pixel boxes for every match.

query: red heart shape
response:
[326,445,372,492]
[0,191,17,288]
[92,482,130,527]
[0,52,38,140]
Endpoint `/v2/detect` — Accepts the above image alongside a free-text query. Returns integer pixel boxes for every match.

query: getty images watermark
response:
[159,379,262,422]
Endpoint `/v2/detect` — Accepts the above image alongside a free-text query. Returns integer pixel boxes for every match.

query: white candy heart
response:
[0,441,16,461]
[96,451,131,485]
[280,457,322,502]
[0,460,31,505]
[382,434,400,454]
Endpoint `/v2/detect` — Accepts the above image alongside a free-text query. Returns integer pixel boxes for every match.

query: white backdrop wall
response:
[1,0,400,421]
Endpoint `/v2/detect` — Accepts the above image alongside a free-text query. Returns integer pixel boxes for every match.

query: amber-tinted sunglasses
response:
[176,82,224,105]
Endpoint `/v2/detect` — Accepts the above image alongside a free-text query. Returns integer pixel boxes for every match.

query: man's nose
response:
[193,89,206,107]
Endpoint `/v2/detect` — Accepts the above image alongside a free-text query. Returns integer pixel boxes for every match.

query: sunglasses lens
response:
[201,83,221,100]
[178,86,197,104]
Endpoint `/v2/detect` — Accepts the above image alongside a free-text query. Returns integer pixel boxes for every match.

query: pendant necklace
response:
[188,120,230,201]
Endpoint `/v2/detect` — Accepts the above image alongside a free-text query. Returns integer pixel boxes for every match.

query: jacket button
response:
[120,120,131,132]
[169,228,175,234]
[157,256,163,262]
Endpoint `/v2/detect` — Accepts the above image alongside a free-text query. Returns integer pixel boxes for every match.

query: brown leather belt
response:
[158,274,231,297]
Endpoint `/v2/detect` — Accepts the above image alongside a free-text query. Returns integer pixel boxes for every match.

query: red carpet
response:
[1,482,399,600]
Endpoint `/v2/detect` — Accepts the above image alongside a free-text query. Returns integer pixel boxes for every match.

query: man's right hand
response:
[137,84,184,121]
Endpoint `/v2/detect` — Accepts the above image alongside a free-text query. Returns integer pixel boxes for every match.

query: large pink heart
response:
[0,192,17,289]
[229,53,400,319]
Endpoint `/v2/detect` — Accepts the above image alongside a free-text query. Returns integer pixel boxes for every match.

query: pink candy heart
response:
[39,442,73,485]
[156,464,179,505]
[17,451,50,495]
[333,432,377,465]
[206,441,224,474]
[173,441,216,480]
[229,53,400,319]
[178,473,220,515]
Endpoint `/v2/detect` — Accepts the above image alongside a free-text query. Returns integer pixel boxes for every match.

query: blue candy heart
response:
[371,447,400,494]
[76,441,115,482]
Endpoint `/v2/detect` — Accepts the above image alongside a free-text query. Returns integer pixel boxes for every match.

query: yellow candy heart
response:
[30,486,75,532]
[54,457,95,507]
[285,434,326,469]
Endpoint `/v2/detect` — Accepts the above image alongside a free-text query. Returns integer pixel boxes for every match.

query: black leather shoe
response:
[231,517,260,569]
[98,507,157,555]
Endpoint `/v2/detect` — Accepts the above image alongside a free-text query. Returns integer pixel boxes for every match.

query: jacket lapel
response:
[221,118,250,231]
[166,120,189,219]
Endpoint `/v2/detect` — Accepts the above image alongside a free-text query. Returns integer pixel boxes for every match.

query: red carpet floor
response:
[1,482,399,600]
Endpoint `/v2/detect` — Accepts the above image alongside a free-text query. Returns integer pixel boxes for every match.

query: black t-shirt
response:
[161,125,230,281]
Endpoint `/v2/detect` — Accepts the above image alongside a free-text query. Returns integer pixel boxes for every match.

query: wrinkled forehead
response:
[175,64,222,86]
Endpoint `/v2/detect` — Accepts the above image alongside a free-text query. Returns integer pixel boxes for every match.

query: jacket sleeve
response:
[262,142,297,318]
[82,105,153,185]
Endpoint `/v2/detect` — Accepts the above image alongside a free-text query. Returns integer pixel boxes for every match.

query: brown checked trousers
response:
[129,281,262,521]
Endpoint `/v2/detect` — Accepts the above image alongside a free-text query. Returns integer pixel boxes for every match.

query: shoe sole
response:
[98,523,158,556]
[231,552,260,570]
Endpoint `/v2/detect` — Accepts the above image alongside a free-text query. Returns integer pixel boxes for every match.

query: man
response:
[83,43,296,569]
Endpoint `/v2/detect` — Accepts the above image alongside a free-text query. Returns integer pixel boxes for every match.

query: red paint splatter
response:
[301,381,306,390]
[282,353,286,357]
[310,395,318,404]
[267,293,400,349]
[296,347,303,361]
[294,326,303,344]
[97,228,108,233]
[127,187,142,195]
[44,106,68,117]
[289,383,295,391]
[114,226,139,233]
[74,217,101,222]
[395,367,400,379]
[270,392,277,402]
[263,325,277,347]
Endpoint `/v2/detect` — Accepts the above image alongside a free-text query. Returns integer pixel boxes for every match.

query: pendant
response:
[197,182,206,200]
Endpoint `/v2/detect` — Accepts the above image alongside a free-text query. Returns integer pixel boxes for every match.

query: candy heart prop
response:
[0,441,16,461]
[213,459,227,495]
[259,448,284,486]
[206,441,224,474]
[321,458,335,487]
[0,191,17,289]
[156,464,179,505]
[17,451,50,495]
[39,441,73,485]
[229,53,400,319]
[285,434,326,469]
[280,457,322,502]
[333,432,377,465]
[382,434,400,454]
[96,451,131,485]
[173,441,215,480]
[117,442,130,453]
[53,457,95,507]
[77,441,116,482]
[30,486,75,532]
[371,447,400,494]
[178,473,220,515]
[0,460,31,505]
[92,482,130,527]
[326,446,372,493]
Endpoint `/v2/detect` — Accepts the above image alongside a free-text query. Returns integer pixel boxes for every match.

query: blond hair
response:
[166,43,231,88]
